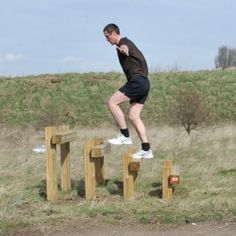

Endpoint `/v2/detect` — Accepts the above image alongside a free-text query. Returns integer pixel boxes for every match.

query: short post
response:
[59,125,71,192]
[84,138,110,200]
[83,139,96,200]
[162,160,172,199]
[91,137,107,186]
[45,127,58,201]
[123,149,140,200]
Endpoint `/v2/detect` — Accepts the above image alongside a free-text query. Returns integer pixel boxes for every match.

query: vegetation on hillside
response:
[0,70,235,129]
[0,70,236,234]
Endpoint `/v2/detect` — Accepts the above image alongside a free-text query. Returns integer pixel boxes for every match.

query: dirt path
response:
[8,219,236,236]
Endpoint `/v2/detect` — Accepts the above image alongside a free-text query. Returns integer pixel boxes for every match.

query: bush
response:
[168,89,214,134]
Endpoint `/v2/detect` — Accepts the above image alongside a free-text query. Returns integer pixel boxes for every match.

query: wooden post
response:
[123,149,139,200]
[90,139,110,186]
[93,138,105,186]
[84,137,110,199]
[162,160,172,199]
[59,125,71,192]
[83,139,96,200]
[94,158,104,186]
[45,127,58,201]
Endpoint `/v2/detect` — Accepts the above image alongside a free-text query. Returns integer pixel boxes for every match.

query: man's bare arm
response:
[116,45,129,56]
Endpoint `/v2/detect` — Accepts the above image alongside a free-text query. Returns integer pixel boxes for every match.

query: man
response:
[103,23,153,159]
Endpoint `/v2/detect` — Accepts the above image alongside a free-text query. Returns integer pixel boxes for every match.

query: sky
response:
[0,0,236,76]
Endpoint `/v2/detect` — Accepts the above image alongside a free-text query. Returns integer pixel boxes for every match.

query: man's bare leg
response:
[107,91,132,145]
[107,91,130,129]
[129,103,153,159]
[128,103,148,143]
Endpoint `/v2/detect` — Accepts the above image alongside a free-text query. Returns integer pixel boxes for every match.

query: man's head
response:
[103,23,121,45]
[103,23,120,34]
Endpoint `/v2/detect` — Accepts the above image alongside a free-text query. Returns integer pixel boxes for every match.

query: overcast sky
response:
[0,0,235,76]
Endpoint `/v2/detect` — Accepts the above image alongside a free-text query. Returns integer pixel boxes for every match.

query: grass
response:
[0,70,235,128]
[0,70,236,234]
[0,125,235,235]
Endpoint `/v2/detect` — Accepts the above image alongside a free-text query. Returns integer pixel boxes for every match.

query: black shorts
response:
[119,76,150,104]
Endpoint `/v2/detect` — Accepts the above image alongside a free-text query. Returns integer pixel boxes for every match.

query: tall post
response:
[162,160,173,199]
[45,127,58,201]
[59,125,71,192]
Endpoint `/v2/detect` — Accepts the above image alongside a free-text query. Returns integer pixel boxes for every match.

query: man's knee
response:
[129,112,138,122]
[107,97,118,109]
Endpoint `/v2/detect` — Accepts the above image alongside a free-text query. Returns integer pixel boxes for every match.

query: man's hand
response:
[116,45,129,56]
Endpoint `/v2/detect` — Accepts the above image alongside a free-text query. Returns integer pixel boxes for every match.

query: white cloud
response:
[0,53,28,63]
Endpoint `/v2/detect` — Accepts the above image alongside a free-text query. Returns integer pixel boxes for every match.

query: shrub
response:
[168,89,214,134]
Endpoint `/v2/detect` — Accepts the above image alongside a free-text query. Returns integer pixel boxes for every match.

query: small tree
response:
[169,89,213,134]
[228,48,236,67]
[215,46,236,69]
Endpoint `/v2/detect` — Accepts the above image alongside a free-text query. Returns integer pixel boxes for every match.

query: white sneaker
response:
[133,149,153,159]
[108,134,132,145]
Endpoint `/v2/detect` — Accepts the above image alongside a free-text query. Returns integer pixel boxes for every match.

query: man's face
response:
[104,31,117,45]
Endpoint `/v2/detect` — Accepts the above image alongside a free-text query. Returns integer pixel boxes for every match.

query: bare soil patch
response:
[8,219,236,236]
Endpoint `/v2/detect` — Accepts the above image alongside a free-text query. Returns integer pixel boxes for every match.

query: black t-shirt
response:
[117,37,148,81]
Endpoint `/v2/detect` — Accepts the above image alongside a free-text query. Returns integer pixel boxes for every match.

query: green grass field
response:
[0,70,235,128]
[0,70,235,235]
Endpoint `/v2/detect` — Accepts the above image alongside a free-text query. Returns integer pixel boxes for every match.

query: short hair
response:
[103,23,120,34]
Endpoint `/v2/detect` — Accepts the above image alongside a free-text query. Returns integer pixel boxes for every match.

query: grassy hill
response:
[0,70,235,128]
[0,70,236,235]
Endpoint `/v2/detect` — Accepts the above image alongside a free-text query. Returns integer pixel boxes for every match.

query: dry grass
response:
[0,125,236,234]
